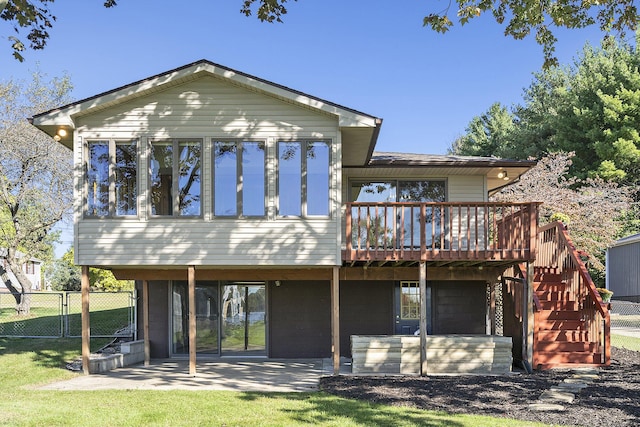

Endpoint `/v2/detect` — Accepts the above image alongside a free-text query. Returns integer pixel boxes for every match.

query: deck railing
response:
[343,202,540,263]
[535,221,610,365]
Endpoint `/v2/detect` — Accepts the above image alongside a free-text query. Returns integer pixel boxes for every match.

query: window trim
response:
[212,139,267,218]
[84,138,139,218]
[276,139,331,218]
[148,138,203,218]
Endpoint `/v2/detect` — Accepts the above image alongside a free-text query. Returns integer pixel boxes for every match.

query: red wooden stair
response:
[532,222,610,370]
[533,269,603,368]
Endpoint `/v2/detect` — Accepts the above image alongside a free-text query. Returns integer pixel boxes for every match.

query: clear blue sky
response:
[0,0,610,256]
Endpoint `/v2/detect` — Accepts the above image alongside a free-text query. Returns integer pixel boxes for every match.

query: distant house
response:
[30,59,610,374]
[607,233,640,302]
[0,249,42,291]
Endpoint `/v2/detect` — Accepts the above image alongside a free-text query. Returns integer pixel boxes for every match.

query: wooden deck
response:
[343,202,541,266]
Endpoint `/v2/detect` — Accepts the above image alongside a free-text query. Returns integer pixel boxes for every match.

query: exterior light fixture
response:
[497,170,509,181]
[53,128,68,142]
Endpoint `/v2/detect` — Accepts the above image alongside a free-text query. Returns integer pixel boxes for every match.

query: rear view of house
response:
[30,60,610,375]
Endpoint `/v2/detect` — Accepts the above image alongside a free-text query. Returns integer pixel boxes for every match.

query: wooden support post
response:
[143,280,150,367]
[525,262,535,366]
[81,265,90,375]
[331,266,340,375]
[188,266,196,376]
[490,282,496,335]
[419,261,427,376]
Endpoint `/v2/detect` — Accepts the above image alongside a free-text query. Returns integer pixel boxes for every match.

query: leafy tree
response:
[47,248,134,292]
[453,35,640,192]
[543,37,640,184]
[1,0,117,61]
[90,265,134,292]
[47,248,80,291]
[0,70,73,314]
[492,152,633,284]
[423,0,638,68]
[241,0,638,68]
[3,1,638,66]
[448,102,517,158]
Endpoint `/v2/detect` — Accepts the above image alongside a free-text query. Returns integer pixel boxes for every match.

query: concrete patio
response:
[39,358,351,392]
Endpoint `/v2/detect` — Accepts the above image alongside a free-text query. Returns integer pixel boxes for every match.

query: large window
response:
[350,180,446,249]
[350,180,445,203]
[86,140,138,217]
[277,140,330,217]
[150,139,202,216]
[213,141,265,217]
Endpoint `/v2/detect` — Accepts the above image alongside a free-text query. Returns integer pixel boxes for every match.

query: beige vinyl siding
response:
[447,176,487,249]
[75,75,341,267]
[76,219,338,266]
[75,76,338,140]
[447,176,486,202]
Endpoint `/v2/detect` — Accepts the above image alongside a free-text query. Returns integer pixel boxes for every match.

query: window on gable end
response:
[150,139,202,217]
[213,140,265,217]
[86,139,138,217]
[277,140,330,217]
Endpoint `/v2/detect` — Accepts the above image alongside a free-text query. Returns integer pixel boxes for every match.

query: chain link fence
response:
[610,300,640,351]
[0,291,136,339]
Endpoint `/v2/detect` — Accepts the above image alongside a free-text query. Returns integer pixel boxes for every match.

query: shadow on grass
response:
[0,337,111,370]
[239,392,465,427]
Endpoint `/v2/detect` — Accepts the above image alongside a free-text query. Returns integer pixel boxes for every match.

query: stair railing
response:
[535,221,610,365]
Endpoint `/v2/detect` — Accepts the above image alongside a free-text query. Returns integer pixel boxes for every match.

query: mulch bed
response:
[320,347,640,426]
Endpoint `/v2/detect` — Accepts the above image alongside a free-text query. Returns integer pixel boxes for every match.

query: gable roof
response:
[30,59,382,166]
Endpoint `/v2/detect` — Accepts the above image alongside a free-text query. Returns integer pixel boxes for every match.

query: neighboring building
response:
[30,60,609,374]
[607,233,640,302]
[0,249,42,291]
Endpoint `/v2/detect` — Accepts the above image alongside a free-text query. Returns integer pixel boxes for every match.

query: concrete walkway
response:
[40,359,350,392]
[528,369,600,412]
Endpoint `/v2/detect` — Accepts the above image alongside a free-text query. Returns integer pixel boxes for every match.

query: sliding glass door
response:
[171,281,266,356]
[171,281,219,355]
[221,283,266,356]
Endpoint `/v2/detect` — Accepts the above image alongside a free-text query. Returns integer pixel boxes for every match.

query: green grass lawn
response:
[611,333,640,352]
[0,292,132,338]
[0,337,549,427]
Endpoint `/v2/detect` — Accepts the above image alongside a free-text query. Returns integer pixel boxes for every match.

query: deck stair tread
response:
[533,266,603,369]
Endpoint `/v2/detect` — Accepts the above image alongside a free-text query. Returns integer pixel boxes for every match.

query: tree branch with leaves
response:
[0,70,73,314]
[2,1,638,66]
